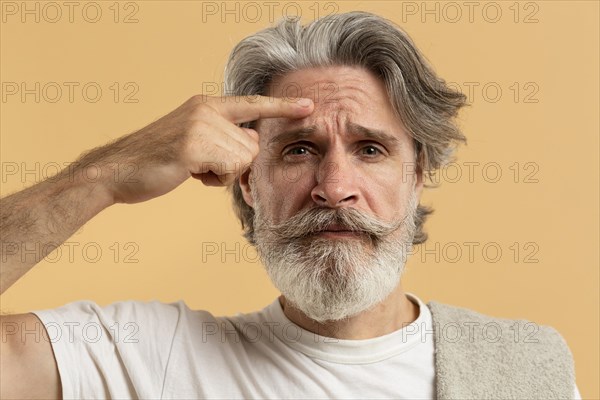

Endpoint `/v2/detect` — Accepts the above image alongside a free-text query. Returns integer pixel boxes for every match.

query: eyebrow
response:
[268,126,317,148]
[347,122,402,148]
[267,122,402,149]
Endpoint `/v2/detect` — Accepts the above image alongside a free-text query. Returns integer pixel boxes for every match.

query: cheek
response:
[361,162,415,216]
[252,160,316,222]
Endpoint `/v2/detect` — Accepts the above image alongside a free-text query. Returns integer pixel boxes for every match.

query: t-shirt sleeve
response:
[32,299,182,400]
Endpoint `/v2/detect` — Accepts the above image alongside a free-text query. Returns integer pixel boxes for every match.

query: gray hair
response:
[224,11,468,245]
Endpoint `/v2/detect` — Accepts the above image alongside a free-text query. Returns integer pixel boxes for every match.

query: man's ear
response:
[415,165,424,198]
[239,168,254,208]
[412,147,425,199]
[412,142,425,198]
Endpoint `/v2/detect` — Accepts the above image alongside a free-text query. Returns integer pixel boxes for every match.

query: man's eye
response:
[361,145,383,157]
[283,145,313,157]
[287,147,309,155]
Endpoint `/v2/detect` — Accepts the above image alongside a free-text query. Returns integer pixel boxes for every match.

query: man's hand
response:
[88,95,314,204]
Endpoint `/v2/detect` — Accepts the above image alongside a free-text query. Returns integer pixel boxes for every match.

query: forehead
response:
[256,66,407,139]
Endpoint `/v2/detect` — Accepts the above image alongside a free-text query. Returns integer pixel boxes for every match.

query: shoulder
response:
[426,300,571,349]
[34,298,186,326]
[30,298,213,349]
[427,300,575,399]
[28,299,203,399]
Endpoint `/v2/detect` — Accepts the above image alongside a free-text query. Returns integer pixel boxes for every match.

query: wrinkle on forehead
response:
[268,66,386,105]
[258,66,398,140]
[258,104,358,146]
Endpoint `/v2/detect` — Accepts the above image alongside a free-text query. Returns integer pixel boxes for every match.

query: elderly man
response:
[0,11,580,399]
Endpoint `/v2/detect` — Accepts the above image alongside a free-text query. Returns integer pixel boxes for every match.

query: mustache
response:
[263,207,409,241]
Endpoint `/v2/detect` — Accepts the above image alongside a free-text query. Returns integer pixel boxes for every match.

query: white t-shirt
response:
[32,293,582,399]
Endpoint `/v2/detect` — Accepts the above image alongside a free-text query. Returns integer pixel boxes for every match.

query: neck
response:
[278,284,419,340]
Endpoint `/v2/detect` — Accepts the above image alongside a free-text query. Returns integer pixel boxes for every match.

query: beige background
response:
[1,1,598,398]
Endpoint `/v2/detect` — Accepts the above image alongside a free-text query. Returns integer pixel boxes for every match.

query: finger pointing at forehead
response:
[216,95,314,124]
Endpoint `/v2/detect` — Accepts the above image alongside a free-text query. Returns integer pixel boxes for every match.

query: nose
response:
[310,149,360,208]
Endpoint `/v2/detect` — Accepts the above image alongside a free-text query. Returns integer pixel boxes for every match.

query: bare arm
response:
[0,167,113,294]
[1,95,313,295]
[0,313,62,399]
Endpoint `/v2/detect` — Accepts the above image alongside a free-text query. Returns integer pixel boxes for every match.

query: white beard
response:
[251,191,418,323]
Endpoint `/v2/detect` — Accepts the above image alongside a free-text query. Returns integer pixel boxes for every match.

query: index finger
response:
[213,95,314,124]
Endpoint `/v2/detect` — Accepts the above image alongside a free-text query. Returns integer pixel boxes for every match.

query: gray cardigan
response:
[428,301,575,399]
